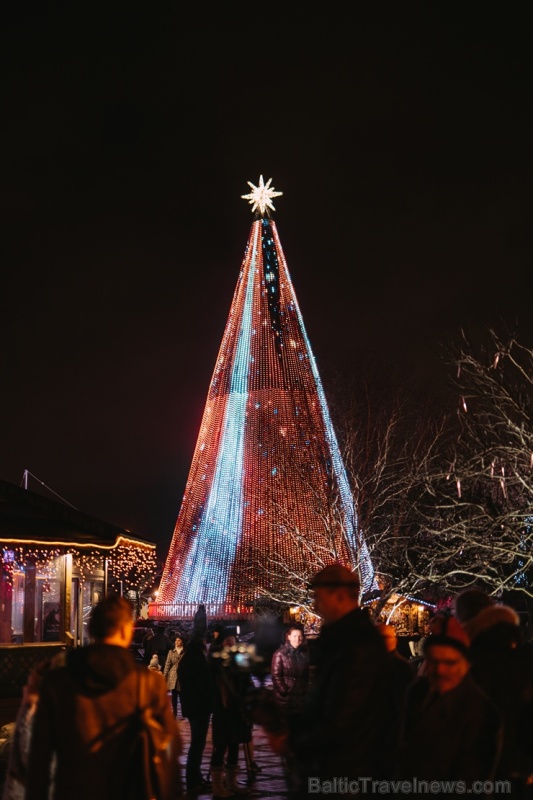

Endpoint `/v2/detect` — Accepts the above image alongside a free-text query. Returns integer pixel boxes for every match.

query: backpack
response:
[115,670,182,800]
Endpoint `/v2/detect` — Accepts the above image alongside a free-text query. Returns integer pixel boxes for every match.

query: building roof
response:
[0,480,155,550]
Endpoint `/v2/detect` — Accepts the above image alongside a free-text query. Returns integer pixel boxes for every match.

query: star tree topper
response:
[241,175,283,216]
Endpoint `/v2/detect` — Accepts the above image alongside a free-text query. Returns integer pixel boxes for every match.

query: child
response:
[148,653,161,672]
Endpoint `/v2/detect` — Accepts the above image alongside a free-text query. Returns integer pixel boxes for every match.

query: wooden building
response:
[0,480,156,696]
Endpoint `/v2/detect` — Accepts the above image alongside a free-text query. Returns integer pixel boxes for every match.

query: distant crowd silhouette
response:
[3,576,533,800]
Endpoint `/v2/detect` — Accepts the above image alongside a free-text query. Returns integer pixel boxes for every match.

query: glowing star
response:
[241,175,283,216]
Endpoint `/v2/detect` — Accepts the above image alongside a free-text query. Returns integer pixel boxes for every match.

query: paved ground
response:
[0,697,290,799]
[178,717,290,799]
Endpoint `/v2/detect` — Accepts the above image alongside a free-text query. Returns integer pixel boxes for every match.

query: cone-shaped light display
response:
[159,178,374,613]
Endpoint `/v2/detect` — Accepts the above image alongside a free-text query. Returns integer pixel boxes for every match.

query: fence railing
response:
[148,601,255,620]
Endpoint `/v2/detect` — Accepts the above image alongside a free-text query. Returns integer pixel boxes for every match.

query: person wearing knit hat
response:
[394,612,502,785]
[422,614,471,694]
[452,589,533,789]
[453,587,495,625]
[461,600,521,645]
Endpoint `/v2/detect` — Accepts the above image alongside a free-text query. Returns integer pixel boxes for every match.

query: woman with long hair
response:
[163,634,186,718]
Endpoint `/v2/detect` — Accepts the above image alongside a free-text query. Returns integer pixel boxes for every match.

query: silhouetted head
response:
[424,615,471,694]
[309,564,360,624]
[453,588,494,624]
[88,595,134,647]
[376,623,398,653]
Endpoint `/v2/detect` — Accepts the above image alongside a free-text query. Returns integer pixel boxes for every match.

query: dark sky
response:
[2,5,532,557]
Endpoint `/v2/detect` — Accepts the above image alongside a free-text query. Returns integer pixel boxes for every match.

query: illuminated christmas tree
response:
[159,177,374,615]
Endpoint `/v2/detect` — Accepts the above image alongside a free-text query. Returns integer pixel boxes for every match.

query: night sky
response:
[2,5,532,558]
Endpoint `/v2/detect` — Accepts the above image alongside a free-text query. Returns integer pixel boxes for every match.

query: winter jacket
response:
[464,604,533,781]
[163,646,185,691]
[2,652,66,800]
[145,630,171,667]
[178,640,213,719]
[293,607,399,784]
[210,651,253,747]
[270,642,309,713]
[386,651,416,714]
[395,673,502,783]
[25,644,181,800]
[192,605,208,640]
[382,650,416,762]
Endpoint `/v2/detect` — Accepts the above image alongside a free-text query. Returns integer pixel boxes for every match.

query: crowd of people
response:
[263,566,533,798]
[3,569,533,800]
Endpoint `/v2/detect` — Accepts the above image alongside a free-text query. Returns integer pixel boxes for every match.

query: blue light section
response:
[176,244,257,602]
[288,284,376,592]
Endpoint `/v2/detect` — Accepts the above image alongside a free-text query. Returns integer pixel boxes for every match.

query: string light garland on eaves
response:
[159,178,375,612]
[2,542,157,592]
[0,534,155,551]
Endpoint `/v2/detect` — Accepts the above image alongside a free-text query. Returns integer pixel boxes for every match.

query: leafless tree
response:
[248,370,449,619]
[246,461,360,617]
[248,329,533,618]
[413,327,533,603]
[335,377,449,616]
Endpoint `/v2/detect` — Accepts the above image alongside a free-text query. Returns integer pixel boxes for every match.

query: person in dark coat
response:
[209,630,253,798]
[192,603,208,641]
[271,626,309,715]
[376,624,415,701]
[270,626,310,796]
[395,614,502,789]
[142,626,155,664]
[178,635,213,796]
[25,595,182,800]
[145,624,172,667]
[375,622,416,756]
[268,564,398,797]
[454,588,533,790]
[208,622,224,655]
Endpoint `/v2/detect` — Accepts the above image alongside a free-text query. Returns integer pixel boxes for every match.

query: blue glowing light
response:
[159,216,375,611]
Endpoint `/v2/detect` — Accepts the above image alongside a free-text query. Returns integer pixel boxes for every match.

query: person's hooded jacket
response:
[25,644,181,800]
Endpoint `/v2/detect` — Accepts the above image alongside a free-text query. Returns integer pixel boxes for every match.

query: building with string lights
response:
[154,178,375,620]
[0,479,157,695]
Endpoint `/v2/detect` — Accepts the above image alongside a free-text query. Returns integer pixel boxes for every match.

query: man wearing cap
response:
[273,563,399,795]
[395,614,502,785]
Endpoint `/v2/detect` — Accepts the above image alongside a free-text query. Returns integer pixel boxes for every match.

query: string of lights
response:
[159,179,375,612]
[2,543,157,594]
